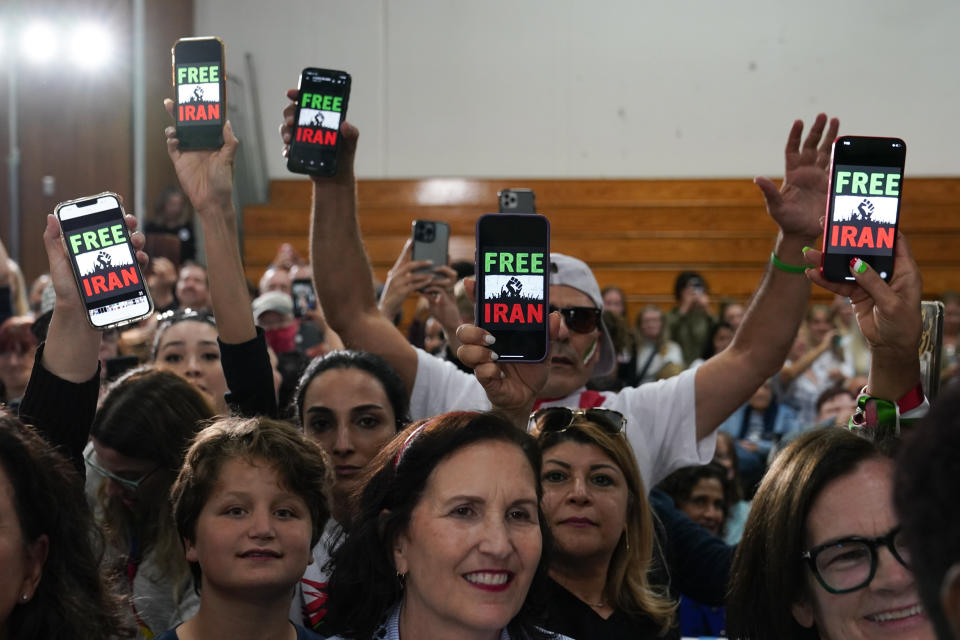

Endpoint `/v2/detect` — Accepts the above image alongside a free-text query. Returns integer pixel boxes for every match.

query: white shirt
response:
[410,348,714,489]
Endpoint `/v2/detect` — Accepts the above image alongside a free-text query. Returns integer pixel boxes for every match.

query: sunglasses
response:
[85,450,160,494]
[549,305,602,334]
[530,407,627,436]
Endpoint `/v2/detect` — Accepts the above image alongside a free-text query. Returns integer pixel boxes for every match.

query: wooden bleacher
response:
[242,177,960,320]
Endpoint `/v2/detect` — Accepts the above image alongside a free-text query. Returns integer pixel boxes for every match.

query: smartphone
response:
[291,278,317,319]
[287,68,351,176]
[172,37,226,150]
[475,213,550,362]
[55,193,153,329]
[412,220,450,275]
[498,188,536,214]
[821,136,906,282]
[920,300,944,401]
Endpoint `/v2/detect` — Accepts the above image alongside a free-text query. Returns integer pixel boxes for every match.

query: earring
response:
[20,593,30,602]
[397,571,406,588]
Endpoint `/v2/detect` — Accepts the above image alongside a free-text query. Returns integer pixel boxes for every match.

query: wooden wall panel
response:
[242,177,960,321]
[0,0,192,284]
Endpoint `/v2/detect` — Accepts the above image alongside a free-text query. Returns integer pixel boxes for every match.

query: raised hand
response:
[802,233,922,360]
[755,113,840,240]
[379,238,437,321]
[456,277,562,425]
[280,88,358,187]
[164,99,238,216]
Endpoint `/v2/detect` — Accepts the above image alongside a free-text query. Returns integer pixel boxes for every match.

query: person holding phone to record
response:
[286,94,847,487]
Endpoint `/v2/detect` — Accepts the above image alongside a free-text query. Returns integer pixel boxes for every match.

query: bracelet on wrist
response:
[770,252,807,274]
[848,383,929,437]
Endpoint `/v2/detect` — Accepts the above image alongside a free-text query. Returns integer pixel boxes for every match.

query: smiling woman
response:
[727,427,934,640]
[322,411,569,640]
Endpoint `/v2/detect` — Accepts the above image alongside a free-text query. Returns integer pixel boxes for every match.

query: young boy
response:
[159,416,331,640]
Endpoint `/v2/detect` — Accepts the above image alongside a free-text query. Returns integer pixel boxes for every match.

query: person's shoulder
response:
[603,366,696,407]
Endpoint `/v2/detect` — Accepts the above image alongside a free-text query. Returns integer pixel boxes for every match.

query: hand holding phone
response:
[287,68,351,176]
[54,193,153,329]
[411,220,450,276]
[172,37,226,150]
[475,213,550,361]
[821,136,906,282]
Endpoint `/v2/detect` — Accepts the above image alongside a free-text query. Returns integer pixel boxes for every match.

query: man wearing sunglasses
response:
[304,113,840,488]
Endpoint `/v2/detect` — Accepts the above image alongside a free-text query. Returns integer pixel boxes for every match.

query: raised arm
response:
[695,114,839,440]
[163,101,253,345]
[279,90,420,393]
[165,103,277,417]
[20,213,146,469]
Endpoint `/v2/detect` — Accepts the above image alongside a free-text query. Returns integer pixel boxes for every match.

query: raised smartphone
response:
[821,136,906,282]
[412,220,450,275]
[291,278,317,318]
[498,188,536,214]
[172,37,226,150]
[55,193,153,329]
[475,213,550,362]
[287,68,351,176]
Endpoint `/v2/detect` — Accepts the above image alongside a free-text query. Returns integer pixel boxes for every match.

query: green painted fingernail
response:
[802,246,813,255]
[854,258,868,274]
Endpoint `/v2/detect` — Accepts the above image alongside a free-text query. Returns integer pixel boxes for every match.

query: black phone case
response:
[287,68,351,177]
[172,37,226,151]
[821,136,905,283]
[475,213,550,362]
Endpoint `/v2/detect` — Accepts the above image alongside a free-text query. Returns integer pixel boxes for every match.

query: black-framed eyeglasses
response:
[84,450,160,494]
[801,526,910,594]
[530,407,626,436]
[549,305,602,334]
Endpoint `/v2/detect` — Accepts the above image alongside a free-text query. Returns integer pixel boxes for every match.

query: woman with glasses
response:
[85,368,215,635]
[727,235,933,639]
[531,407,677,639]
[727,427,932,639]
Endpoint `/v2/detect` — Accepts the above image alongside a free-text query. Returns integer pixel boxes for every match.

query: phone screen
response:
[822,137,906,282]
[173,37,225,150]
[475,214,550,362]
[291,278,316,318]
[287,68,351,176]
[56,194,152,328]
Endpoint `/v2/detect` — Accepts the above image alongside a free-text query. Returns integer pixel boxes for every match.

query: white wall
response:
[196,0,960,179]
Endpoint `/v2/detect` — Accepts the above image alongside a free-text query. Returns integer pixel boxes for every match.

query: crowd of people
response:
[0,95,957,640]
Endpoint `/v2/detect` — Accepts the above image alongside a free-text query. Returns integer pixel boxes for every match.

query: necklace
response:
[588,600,609,609]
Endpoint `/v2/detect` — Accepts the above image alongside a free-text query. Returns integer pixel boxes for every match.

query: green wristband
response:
[770,252,807,274]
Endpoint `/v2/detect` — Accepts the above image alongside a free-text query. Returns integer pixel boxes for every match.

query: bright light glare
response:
[70,23,112,70]
[20,21,58,65]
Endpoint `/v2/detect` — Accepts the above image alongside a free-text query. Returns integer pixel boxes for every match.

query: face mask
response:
[264,323,299,354]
